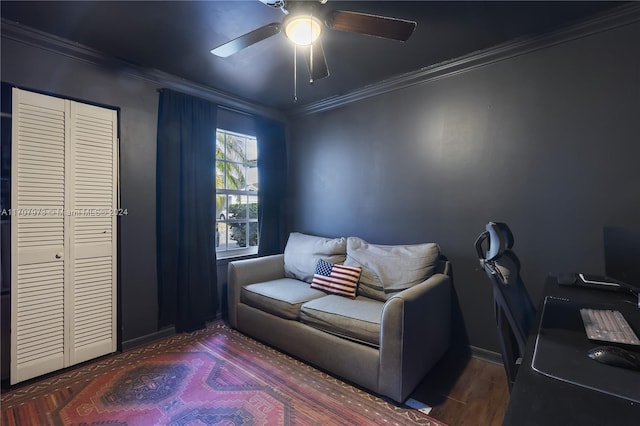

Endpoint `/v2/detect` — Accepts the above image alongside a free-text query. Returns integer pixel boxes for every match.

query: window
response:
[215,129,258,256]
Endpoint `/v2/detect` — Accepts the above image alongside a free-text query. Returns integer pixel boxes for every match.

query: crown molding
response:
[3,3,639,120]
[0,18,286,122]
[287,3,640,117]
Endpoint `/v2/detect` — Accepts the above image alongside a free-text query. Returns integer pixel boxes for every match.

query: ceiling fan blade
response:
[326,10,416,41]
[300,40,329,82]
[211,23,281,57]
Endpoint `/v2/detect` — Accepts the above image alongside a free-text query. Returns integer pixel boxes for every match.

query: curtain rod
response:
[217,104,256,119]
[157,88,258,119]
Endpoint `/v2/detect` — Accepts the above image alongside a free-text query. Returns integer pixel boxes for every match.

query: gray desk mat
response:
[531,296,640,403]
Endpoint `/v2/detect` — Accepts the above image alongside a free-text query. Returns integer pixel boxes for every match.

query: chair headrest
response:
[485,222,514,261]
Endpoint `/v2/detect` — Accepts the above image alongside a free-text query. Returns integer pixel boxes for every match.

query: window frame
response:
[215,128,259,259]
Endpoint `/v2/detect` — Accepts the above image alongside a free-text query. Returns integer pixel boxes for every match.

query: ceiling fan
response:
[210,0,417,83]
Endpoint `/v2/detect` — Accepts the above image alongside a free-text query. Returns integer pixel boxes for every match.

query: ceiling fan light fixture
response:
[284,15,322,46]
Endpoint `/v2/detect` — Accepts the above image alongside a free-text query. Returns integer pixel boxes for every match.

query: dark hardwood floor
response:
[411,353,510,426]
[2,332,509,426]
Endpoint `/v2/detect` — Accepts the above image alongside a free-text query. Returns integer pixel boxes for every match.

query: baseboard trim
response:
[121,326,502,365]
[121,327,176,352]
[470,345,503,365]
[120,313,224,352]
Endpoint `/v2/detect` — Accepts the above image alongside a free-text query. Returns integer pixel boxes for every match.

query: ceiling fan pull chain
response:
[309,44,314,84]
[293,44,298,103]
[309,14,314,84]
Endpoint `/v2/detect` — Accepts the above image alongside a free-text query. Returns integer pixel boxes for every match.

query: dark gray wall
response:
[1,37,161,345]
[1,30,280,354]
[287,21,640,352]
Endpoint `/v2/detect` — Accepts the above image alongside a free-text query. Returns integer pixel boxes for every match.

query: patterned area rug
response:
[1,321,446,425]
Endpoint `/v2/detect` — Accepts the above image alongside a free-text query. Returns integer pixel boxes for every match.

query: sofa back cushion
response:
[284,232,347,283]
[344,237,440,301]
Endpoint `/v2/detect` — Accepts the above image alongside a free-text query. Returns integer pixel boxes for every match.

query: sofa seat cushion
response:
[299,295,384,347]
[241,279,327,320]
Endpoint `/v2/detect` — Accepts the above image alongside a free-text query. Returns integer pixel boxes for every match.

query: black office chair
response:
[475,222,536,392]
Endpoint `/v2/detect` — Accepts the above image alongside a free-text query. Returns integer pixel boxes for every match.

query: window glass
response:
[216,129,259,256]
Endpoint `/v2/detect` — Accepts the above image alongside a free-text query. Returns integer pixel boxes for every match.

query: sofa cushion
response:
[310,259,362,299]
[344,237,440,301]
[241,278,327,320]
[284,232,347,283]
[300,295,384,347]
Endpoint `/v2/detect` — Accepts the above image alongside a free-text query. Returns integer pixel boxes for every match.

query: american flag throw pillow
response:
[311,259,362,299]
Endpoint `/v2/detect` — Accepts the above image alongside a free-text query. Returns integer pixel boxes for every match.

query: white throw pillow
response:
[344,237,440,301]
[284,232,347,283]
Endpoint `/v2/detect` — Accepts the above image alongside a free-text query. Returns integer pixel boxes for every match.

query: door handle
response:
[55,252,63,259]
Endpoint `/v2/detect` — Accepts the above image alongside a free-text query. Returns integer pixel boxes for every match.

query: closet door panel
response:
[68,102,117,365]
[11,89,118,384]
[11,89,68,384]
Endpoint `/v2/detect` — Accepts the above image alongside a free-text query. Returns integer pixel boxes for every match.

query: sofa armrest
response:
[378,272,451,402]
[227,254,285,328]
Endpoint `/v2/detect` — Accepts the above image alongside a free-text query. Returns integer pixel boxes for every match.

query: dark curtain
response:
[156,89,218,332]
[255,117,288,256]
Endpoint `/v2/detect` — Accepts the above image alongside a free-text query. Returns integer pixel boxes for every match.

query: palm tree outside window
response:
[215,129,259,255]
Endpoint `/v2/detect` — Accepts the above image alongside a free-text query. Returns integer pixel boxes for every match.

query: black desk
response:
[503,276,640,426]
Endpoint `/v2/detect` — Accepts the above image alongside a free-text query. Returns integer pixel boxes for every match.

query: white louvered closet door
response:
[11,88,118,384]
[68,101,118,366]
[11,89,68,384]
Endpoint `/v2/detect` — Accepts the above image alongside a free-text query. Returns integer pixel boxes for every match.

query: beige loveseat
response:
[227,232,452,403]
